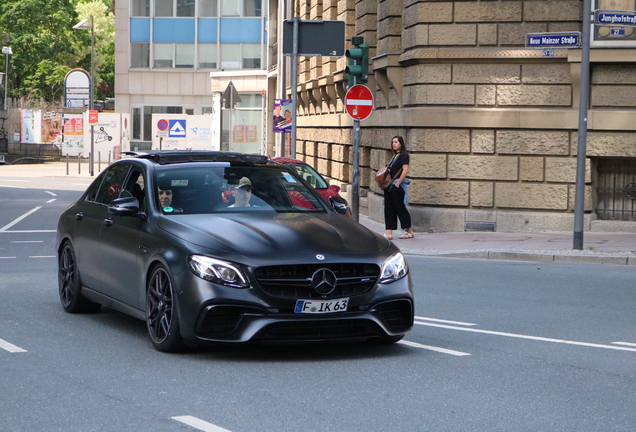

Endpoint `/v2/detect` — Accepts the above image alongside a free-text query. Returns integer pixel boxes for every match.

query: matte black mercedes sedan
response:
[56,151,413,352]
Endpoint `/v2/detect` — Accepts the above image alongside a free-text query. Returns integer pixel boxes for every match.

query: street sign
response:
[88,110,99,124]
[157,119,168,131]
[595,9,636,27]
[345,85,374,121]
[282,20,345,56]
[525,32,582,49]
[223,81,241,109]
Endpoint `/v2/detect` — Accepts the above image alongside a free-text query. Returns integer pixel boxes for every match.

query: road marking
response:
[0,185,27,189]
[613,342,636,347]
[415,316,477,326]
[0,256,17,259]
[0,207,42,232]
[45,191,57,196]
[399,340,471,356]
[46,199,56,203]
[416,322,636,353]
[0,230,56,234]
[0,338,27,353]
[10,241,44,243]
[29,256,56,259]
[1,179,29,182]
[172,416,232,432]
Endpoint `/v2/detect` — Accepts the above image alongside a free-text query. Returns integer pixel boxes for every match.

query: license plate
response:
[294,298,349,314]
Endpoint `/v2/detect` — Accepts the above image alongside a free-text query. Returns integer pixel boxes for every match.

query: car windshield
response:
[154,164,328,215]
[286,163,330,189]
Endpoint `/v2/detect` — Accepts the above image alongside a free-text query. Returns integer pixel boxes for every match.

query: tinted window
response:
[95,164,131,205]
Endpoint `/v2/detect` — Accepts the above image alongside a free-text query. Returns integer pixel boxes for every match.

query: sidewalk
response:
[3,161,636,265]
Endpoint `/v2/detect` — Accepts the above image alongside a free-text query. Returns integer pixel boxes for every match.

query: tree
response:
[0,0,114,105]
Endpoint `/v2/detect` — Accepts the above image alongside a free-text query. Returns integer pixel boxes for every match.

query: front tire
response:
[58,242,101,313]
[146,265,184,352]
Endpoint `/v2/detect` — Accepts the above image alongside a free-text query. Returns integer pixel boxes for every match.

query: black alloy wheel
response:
[146,265,184,352]
[58,242,101,313]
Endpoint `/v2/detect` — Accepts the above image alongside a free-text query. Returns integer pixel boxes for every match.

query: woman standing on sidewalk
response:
[384,135,415,240]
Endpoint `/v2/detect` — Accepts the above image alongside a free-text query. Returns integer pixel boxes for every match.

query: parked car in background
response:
[57,151,414,352]
[272,157,352,218]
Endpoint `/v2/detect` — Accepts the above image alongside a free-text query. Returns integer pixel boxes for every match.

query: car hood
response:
[157,212,390,259]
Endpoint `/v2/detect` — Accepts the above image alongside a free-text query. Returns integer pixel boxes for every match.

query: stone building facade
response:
[270,0,636,233]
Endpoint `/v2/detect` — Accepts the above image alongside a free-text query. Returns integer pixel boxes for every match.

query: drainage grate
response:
[465,221,496,232]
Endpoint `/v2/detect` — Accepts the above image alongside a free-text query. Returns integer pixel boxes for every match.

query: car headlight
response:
[379,252,408,283]
[187,255,249,288]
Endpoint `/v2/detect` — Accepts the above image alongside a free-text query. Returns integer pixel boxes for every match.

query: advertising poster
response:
[42,110,64,144]
[273,99,293,133]
[82,112,121,161]
[62,114,84,155]
[245,125,257,143]
[20,109,38,143]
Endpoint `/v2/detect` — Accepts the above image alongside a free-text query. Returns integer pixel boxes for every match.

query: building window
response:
[221,1,240,17]
[175,43,194,68]
[198,44,217,68]
[177,0,195,17]
[155,0,173,17]
[154,43,173,68]
[242,43,261,69]
[220,44,241,69]
[132,107,141,140]
[244,0,262,17]
[199,0,218,17]
[131,43,150,68]
[132,0,150,17]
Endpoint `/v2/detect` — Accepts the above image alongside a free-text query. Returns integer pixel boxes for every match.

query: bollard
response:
[66,154,69,176]
[98,151,101,172]
[78,154,81,175]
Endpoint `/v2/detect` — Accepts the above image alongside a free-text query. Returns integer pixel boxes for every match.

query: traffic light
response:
[345,36,369,87]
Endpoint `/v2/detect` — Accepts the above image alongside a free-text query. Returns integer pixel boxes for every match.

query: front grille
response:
[257,319,381,341]
[254,263,380,299]
[374,300,414,331]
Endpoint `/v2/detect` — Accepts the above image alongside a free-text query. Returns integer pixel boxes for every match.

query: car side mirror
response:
[108,197,141,217]
[329,196,349,215]
[330,184,341,193]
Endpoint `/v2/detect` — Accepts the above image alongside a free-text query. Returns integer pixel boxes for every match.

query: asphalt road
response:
[1,182,635,432]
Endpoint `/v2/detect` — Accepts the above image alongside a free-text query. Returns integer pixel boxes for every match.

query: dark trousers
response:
[384,185,411,230]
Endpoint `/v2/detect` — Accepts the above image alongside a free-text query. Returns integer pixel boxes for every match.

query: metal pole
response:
[573,0,592,250]
[66,154,69,176]
[98,151,101,172]
[279,0,288,157]
[90,124,95,176]
[3,51,7,111]
[352,119,361,222]
[78,154,81,174]
[290,16,299,158]
[90,16,95,111]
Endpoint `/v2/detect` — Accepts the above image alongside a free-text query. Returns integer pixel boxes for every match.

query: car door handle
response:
[75,212,84,220]
[103,219,113,227]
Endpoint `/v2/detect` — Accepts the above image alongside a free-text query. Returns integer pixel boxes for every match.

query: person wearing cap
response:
[228,177,253,207]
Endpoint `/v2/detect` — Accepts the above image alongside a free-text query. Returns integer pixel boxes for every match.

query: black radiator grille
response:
[254,263,380,299]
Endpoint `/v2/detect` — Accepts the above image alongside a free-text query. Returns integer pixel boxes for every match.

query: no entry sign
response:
[345,85,374,121]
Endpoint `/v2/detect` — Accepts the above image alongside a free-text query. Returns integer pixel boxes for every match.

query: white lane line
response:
[29,256,56,259]
[613,342,636,347]
[10,241,44,243]
[46,199,57,203]
[45,191,57,197]
[415,316,477,326]
[0,338,27,353]
[0,207,42,232]
[399,340,471,356]
[0,256,17,259]
[1,179,29,183]
[172,416,232,432]
[417,322,636,353]
[0,230,56,234]
[0,185,27,189]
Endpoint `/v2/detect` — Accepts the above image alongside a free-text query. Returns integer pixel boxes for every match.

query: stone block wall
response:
[287,0,636,232]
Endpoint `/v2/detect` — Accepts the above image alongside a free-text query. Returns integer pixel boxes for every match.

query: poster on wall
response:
[41,110,64,144]
[20,109,38,143]
[82,112,121,162]
[62,114,84,155]
[273,99,293,133]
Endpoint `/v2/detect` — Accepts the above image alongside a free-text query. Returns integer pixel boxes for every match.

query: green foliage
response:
[0,0,114,105]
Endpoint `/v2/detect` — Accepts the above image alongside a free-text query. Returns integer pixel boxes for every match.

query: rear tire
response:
[146,265,184,352]
[58,242,101,313]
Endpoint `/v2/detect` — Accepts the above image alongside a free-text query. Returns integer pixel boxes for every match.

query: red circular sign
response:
[345,85,374,121]
[157,119,168,131]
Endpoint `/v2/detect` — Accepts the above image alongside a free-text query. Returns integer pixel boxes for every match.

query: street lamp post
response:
[73,17,95,176]
[73,17,94,110]
[2,46,12,111]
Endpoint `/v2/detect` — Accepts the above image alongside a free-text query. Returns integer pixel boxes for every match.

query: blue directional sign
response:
[526,32,582,49]
[169,119,186,138]
[595,10,636,27]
